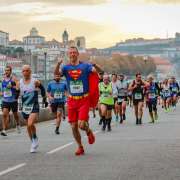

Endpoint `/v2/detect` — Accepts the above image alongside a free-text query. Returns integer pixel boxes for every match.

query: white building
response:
[23,27,45,51]
[0,30,9,47]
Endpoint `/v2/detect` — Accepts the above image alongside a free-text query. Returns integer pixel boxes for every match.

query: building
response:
[9,40,24,49]
[23,27,45,51]
[75,36,86,50]
[0,54,22,77]
[0,30,9,47]
[62,29,69,47]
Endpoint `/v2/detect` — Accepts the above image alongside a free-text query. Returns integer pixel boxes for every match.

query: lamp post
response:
[144,56,148,75]
[44,51,47,88]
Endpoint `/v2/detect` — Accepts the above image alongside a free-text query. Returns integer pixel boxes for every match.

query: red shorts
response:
[67,96,90,123]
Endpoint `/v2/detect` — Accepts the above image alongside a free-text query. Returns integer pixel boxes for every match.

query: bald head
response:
[22,65,31,79]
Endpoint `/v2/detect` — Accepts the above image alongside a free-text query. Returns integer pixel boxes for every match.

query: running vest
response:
[99,82,114,105]
[2,77,17,102]
[20,78,39,115]
[147,83,157,100]
[116,80,128,97]
[112,81,118,98]
[132,80,144,100]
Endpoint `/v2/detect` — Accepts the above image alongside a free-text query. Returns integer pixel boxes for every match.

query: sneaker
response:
[1,130,7,136]
[16,126,21,134]
[87,131,95,145]
[107,125,112,132]
[30,146,37,153]
[55,129,60,135]
[75,146,84,156]
[32,138,39,149]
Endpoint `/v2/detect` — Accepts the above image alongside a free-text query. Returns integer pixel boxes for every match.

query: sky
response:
[0,0,180,48]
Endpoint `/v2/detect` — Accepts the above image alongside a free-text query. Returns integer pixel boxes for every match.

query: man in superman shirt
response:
[54,46,102,156]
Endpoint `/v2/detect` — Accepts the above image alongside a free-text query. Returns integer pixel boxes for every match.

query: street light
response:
[44,51,47,88]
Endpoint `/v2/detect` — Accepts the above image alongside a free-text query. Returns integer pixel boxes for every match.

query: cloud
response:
[0,0,108,6]
[123,0,180,4]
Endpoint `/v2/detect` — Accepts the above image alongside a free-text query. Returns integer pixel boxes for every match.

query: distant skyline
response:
[0,0,180,48]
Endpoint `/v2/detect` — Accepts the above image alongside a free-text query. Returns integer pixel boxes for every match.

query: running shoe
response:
[87,131,95,144]
[16,126,21,134]
[32,138,39,149]
[55,129,60,135]
[1,130,7,136]
[75,146,84,156]
[30,146,37,153]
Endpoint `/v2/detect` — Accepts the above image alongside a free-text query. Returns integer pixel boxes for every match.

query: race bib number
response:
[118,92,125,97]
[22,104,33,115]
[118,97,123,103]
[3,89,12,98]
[165,91,170,97]
[149,93,156,99]
[70,81,83,94]
[172,87,177,92]
[135,93,142,100]
[102,92,109,98]
[54,92,63,99]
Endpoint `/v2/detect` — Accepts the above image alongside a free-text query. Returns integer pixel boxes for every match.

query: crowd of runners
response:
[0,46,179,155]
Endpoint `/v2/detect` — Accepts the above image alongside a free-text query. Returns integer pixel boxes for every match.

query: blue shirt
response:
[2,78,17,102]
[47,80,67,103]
[61,62,93,96]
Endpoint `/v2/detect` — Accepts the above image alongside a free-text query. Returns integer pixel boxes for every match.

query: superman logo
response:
[68,69,82,80]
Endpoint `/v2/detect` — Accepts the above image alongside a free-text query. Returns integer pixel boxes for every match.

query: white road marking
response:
[47,130,100,155]
[47,142,74,154]
[0,163,26,177]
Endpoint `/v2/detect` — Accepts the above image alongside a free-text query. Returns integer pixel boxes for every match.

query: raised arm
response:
[54,59,63,75]
[92,63,104,74]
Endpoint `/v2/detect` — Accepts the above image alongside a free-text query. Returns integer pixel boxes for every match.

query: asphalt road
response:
[0,104,180,180]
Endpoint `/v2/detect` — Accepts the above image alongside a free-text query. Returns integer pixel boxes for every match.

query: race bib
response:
[165,91,170,97]
[118,91,125,97]
[118,97,124,103]
[172,87,177,92]
[70,81,83,94]
[135,93,142,100]
[22,104,33,115]
[54,92,63,99]
[3,89,12,98]
[149,93,156,99]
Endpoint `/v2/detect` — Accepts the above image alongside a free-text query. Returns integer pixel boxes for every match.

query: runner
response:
[111,73,119,122]
[54,46,102,156]
[169,76,179,110]
[145,75,160,123]
[47,72,67,135]
[98,72,104,125]
[129,73,147,125]
[18,65,47,153]
[1,66,21,136]
[161,79,171,112]
[99,74,114,131]
[116,74,128,124]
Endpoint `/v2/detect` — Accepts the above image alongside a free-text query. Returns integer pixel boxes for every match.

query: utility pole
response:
[44,52,47,88]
